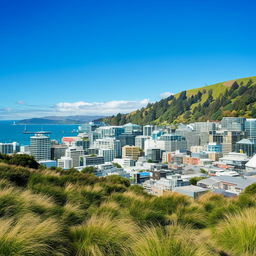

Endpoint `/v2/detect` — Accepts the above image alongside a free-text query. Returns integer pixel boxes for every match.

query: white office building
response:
[30,134,51,161]
[94,138,121,158]
[135,135,150,150]
[58,156,73,169]
[0,142,20,154]
[98,148,115,162]
[65,146,85,167]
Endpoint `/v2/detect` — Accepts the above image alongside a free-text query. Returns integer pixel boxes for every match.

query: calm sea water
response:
[0,121,80,145]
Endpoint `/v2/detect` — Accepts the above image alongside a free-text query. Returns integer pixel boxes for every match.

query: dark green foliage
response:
[102,77,256,125]
[9,154,39,169]
[243,182,256,195]
[112,162,122,168]
[81,166,96,174]
[189,177,206,185]
[0,165,31,187]
[102,175,130,187]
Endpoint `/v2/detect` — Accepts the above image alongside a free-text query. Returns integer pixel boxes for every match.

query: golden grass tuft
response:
[213,208,256,256]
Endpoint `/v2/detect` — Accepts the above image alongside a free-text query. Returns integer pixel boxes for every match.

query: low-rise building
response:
[173,185,209,198]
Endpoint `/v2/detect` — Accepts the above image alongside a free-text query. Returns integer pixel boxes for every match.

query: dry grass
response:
[0,213,67,255]
[213,208,256,256]
[70,215,137,256]
[132,224,213,256]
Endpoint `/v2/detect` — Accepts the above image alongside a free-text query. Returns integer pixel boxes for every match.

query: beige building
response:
[122,145,141,160]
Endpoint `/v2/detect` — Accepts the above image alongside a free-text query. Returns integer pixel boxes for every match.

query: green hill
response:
[103,76,256,125]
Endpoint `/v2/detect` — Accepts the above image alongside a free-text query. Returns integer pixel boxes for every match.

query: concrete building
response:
[135,135,150,150]
[57,156,73,170]
[122,145,141,160]
[158,134,187,152]
[207,142,222,152]
[98,148,115,162]
[245,119,256,139]
[51,144,67,160]
[198,176,256,195]
[94,138,121,158]
[65,146,85,167]
[209,130,245,155]
[118,133,136,147]
[96,126,124,139]
[236,138,256,157]
[146,148,162,162]
[74,139,90,153]
[80,156,104,166]
[219,152,249,170]
[123,123,142,135]
[173,185,209,198]
[0,142,20,154]
[30,134,51,161]
[194,121,216,133]
[221,117,246,131]
[143,125,155,136]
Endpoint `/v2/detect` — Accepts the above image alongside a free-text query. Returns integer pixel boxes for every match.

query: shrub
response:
[9,154,39,169]
[132,225,210,256]
[0,164,31,187]
[213,208,256,255]
[69,215,136,256]
[0,214,67,256]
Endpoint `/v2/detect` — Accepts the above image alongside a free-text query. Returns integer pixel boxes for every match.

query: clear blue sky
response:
[0,0,255,119]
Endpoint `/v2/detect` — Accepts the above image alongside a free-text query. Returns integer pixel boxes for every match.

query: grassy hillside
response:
[103,76,256,125]
[0,155,256,255]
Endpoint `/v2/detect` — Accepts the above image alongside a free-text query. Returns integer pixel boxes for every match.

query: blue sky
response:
[0,0,255,119]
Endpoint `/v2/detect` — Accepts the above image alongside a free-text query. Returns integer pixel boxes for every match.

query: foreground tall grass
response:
[0,214,66,256]
[0,162,256,255]
[213,208,256,256]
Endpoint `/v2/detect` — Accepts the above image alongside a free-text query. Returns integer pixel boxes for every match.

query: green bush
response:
[213,208,256,256]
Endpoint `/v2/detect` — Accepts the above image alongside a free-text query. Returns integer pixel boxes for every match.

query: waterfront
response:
[0,121,79,145]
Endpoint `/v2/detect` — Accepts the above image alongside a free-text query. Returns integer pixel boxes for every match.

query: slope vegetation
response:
[0,155,256,255]
[103,76,256,125]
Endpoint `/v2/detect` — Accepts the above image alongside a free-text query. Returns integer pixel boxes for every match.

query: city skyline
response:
[1,0,256,119]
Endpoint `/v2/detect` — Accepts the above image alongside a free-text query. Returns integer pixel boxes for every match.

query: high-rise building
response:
[65,146,85,167]
[245,119,256,139]
[0,142,20,154]
[158,134,187,152]
[123,123,142,135]
[143,125,155,136]
[193,121,216,133]
[75,139,90,153]
[210,130,245,155]
[236,139,256,157]
[78,121,106,133]
[146,148,162,163]
[94,138,121,158]
[51,144,67,160]
[30,134,51,161]
[98,149,115,162]
[135,135,150,150]
[96,126,124,139]
[118,133,136,147]
[122,145,141,160]
[221,117,246,131]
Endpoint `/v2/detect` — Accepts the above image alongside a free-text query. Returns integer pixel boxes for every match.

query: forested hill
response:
[103,76,256,125]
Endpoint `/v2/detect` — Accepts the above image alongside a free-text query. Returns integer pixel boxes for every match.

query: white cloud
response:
[16,100,25,105]
[0,99,150,119]
[55,99,149,115]
[160,92,174,99]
